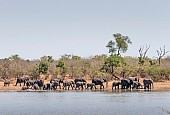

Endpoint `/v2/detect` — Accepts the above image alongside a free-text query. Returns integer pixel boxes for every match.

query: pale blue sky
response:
[0,0,170,60]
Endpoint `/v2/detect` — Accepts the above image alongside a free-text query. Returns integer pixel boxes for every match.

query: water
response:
[0,90,170,115]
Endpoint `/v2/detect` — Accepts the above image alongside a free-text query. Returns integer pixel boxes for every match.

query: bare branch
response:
[156,45,169,65]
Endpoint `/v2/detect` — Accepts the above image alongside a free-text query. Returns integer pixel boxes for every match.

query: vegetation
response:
[0,33,169,82]
[106,33,132,56]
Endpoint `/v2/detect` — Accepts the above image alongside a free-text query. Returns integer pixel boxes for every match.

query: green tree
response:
[56,60,67,77]
[38,61,49,74]
[101,55,125,79]
[106,33,132,56]
[106,40,116,55]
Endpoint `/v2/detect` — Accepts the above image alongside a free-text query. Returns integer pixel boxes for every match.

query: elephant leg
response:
[144,85,146,89]
[90,86,92,90]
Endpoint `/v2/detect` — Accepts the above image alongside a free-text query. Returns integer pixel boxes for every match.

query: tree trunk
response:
[111,65,120,80]
[158,58,161,65]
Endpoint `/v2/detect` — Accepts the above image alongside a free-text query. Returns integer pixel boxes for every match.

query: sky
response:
[0,0,170,60]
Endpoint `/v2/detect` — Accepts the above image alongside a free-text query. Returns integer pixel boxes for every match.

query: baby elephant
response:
[112,81,121,90]
[86,83,96,90]
[4,81,10,86]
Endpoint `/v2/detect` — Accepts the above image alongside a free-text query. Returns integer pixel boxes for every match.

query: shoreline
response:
[0,89,170,93]
[1,80,170,92]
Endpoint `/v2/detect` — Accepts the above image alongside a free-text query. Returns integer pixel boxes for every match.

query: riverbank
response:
[1,79,170,91]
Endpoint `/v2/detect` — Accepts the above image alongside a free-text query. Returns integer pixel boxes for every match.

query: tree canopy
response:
[106,33,132,56]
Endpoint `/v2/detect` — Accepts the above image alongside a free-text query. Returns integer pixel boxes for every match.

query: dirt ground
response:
[1,78,170,91]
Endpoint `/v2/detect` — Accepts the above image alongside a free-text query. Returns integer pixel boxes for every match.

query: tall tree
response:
[106,33,132,56]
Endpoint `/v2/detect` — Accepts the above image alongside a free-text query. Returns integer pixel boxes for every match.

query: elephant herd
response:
[13,77,108,91]
[112,78,153,90]
[3,76,153,91]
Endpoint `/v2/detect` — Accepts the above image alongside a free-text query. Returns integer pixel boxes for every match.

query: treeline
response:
[0,33,169,81]
[0,54,170,82]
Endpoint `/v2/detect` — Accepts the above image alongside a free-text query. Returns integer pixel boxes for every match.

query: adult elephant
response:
[143,79,153,89]
[16,77,29,86]
[75,81,86,90]
[50,78,63,89]
[63,81,74,90]
[121,79,133,89]
[92,78,107,89]
[25,80,34,89]
[34,80,44,90]
[74,78,86,84]
[112,81,121,90]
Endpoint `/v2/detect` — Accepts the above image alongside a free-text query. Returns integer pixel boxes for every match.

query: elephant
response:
[63,81,74,90]
[33,83,39,90]
[15,77,29,86]
[112,81,121,90]
[75,81,86,90]
[120,79,133,89]
[92,78,106,89]
[25,80,35,89]
[50,78,63,89]
[43,83,52,90]
[143,79,153,89]
[74,78,86,84]
[86,83,96,90]
[34,80,44,90]
[51,81,61,90]
[132,81,142,89]
[4,81,10,86]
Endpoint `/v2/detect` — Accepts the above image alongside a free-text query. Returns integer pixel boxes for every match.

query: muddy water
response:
[0,90,170,115]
